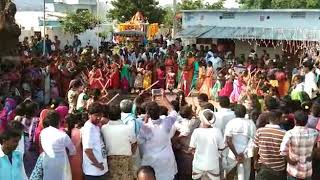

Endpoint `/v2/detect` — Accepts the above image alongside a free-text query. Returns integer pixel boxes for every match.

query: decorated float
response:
[114,12,159,44]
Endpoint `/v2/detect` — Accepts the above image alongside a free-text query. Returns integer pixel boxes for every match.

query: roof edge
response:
[181,9,320,13]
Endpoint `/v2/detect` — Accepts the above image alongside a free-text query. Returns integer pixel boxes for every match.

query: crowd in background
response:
[1,34,320,180]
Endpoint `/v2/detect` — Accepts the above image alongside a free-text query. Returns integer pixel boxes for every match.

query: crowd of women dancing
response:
[2,37,320,180]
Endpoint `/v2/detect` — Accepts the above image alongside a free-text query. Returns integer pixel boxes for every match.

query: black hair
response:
[265,96,279,111]
[136,102,147,116]
[294,110,308,126]
[219,96,230,108]
[200,102,215,111]
[137,166,156,179]
[146,102,160,120]
[170,100,180,112]
[179,105,193,119]
[24,101,38,118]
[45,110,60,128]
[88,102,103,115]
[312,103,320,117]
[7,121,24,132]
[0,129,22,144]
[198,93,209,103]
[101,104,109,118]
[159,106,168,116]
[15,103,26,116]
[108,105,121,121]
[66,113,82,137]
[234,104,247,118]
[268,111,281,124]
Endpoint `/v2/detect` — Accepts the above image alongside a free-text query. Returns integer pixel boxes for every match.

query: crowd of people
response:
[1,33,320,180]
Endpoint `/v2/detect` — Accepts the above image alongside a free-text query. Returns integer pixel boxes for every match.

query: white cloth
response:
[101,120,136,156]
[76,92,86,110]
[40,126,76,180]
[141,52,153,61]
[81,121,108,176]
[304,71,318,99]
[190,128,224,172]
[213,108,236,135]
[170,116,196,138]
[208,56,223,70]
[138,111,178,180]
[16,135,24,155]
[224,118,256,159]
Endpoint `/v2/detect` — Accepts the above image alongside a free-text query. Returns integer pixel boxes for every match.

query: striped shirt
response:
[254,124,286,171]
[280,126,318,179]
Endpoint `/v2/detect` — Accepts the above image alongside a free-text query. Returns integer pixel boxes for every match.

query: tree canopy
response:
[178,0,224,10]
[60,10,100,35]
[108,0,165,23]
[240,0,320,9]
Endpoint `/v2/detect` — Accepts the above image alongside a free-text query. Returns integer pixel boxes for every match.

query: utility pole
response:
[173,0,177,38]
[43,0,46,56]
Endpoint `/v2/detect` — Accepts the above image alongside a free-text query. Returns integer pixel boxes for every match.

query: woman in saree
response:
[177,51,186,84]
[156,65,166,89]
[88,65,105,90]
[197,62,206,90]
[143,65,152,90]
[191,56,200,89]
[199,61,214,98]
[185,52,195,88]
[110,63,120,89]
[165,54,175,76]
[121,61,130,92]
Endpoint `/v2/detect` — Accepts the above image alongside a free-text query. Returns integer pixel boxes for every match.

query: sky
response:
[13,0,239,11]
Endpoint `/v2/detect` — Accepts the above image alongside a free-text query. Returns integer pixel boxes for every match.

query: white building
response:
[177,9,320,58]
[16,0,112,48]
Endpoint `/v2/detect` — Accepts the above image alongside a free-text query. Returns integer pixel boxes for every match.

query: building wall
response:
[182,10,320,29]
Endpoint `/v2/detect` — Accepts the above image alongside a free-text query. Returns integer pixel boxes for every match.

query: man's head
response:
[268,110,282,125]
[108,105,121,121]
[197,93,208,106]
[0,129,22,153]
[120,99,133,113]
[234,104,246,118]
[137,166,156,180]
[294,110,308,126]
[219,96,230,108]
[146,102,160,120]
[265,96,279,111]
[44,110,60,128]
[88,102,103,125]
[179,105,193,119]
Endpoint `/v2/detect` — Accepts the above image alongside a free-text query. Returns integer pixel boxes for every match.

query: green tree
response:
[60,10,100,35]
[178,0,224,10]
[108,0,165,23]
[240,0,320,9]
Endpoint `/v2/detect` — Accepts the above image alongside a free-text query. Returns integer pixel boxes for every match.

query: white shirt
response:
[40,126,76,157]
[101,120,136,156]
[141,52,153,61]
[190,128,225,171]
[213,108,236,135]
[304,71,318,99]
[224,118,256,159]
[81,121,108,176]
[208,56,223,70]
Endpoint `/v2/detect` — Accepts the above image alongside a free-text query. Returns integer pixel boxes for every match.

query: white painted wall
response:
[182,10,320,29]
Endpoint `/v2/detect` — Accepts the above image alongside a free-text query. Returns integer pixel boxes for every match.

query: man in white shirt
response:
[189,109,225,180]
[101,104,137,179]
[225,104,256,180]
[213,96,236,135]
[303,61,318,99]
[141,48,153,62]
[81,103,108,180]
[206,51,223,71]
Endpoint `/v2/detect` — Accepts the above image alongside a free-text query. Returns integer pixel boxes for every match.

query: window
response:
[220,12,235,19]
[291,12,306,19]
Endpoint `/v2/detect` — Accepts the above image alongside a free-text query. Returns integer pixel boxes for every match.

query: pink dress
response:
[69,128,84,180]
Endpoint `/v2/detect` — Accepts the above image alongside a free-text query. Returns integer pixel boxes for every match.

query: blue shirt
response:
[0,145,26,180]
